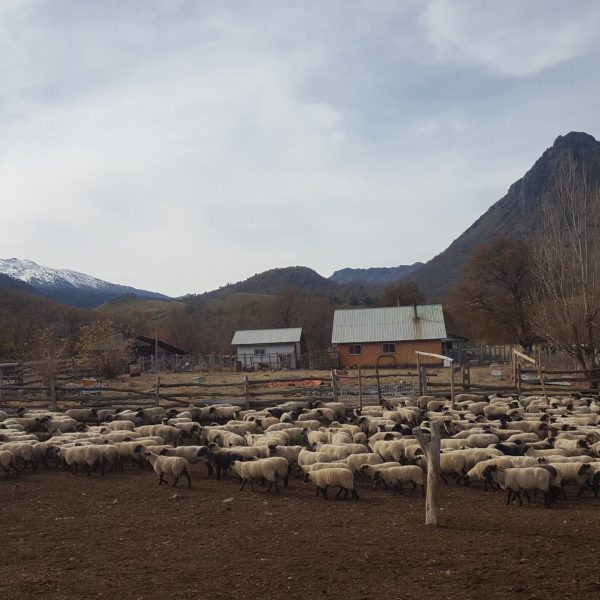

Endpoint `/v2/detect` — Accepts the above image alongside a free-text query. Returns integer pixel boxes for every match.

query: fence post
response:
[358,366,363,411]
[330,370,338,402]
[0,367,3,404]
[416,354,422,395]
[244,375,250,410]
[516,364,522,395]
[155,375,160,407]
[415,421,441,526]
[49,379,57,411]
[419,365,428,395]
[450,362,455,410]
[375,364,383,406]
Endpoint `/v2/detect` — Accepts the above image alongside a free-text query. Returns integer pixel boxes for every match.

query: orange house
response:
[331,305,447,368]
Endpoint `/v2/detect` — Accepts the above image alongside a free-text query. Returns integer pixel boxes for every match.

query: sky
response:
[2,0,600,297]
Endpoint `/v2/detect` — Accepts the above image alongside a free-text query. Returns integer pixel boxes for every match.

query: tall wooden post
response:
[330,370,338,402]
[375,364,383,406]
[49,379,57,411]
[155,376,160,407]
[416,353,422,395]
[537,364,549,405]
[516,364,522,395]
[450,362,455,410]
[415,421,441,526]
[358,366,363,411]
[244,375,250,410]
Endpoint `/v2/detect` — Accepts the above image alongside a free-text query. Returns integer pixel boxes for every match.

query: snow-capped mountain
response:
[0,258,170,307]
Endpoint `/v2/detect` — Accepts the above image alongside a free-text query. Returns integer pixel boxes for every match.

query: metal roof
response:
[331,305,447,344]
[232,327,303,346]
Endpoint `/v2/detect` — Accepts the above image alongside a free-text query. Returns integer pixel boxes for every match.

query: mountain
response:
[409,131,600,300]
[329,263,424,285]
[188,266,375,304]
[0,258,171,308]
[0,272,40,295]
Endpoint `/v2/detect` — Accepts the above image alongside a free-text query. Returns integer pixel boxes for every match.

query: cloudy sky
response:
[2,0,600,297]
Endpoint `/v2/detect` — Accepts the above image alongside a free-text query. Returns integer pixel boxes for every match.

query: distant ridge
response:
[0,258,171,308]
[329,263,424,285]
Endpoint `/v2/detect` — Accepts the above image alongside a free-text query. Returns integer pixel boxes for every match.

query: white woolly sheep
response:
[0,450,17,478]
[144,451,191,487]
[484,465,560,507]
[231,456,289,492]
[373,465,425,496]
[308,467,359,500]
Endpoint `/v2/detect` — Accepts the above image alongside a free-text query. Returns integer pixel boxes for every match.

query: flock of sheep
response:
[1,391,600,508]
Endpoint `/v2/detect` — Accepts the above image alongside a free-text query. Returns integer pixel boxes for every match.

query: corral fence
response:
[136,351,340,373]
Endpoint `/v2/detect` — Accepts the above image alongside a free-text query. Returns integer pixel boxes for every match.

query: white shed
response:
[231,328,303,369]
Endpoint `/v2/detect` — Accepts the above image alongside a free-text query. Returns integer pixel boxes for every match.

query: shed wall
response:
[337,340,443,368]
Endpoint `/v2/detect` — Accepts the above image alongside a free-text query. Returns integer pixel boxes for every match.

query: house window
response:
[348,344,362,355]
[254,347,266,356]
[383,342,396,354]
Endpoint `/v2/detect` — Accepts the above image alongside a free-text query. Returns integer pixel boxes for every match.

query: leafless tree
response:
[530,153,600,370]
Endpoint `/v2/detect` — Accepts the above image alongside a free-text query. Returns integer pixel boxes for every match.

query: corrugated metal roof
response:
[331,305,446,344]
[232,327,303,346]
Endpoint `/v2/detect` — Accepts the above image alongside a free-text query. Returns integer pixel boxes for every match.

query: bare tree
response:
[530,153,600,370]
[447,238,535,350]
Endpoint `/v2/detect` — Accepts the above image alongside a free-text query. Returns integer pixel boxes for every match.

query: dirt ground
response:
[1,466,598,600]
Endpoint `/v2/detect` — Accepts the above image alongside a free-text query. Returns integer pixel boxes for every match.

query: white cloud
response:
[421,0,600,76]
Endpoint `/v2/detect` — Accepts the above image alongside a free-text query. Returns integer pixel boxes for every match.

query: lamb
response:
[373,465,425,496]
[0,450,17,478]
[144,451,191,487]
[231,457,289,492]
[308,468,359,500]
[483,465,560,507]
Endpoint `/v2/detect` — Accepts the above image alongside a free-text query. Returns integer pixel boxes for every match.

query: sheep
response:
[316,443,369,460]
[360,462,403,488]
[65,408,98,423]
[307,430,330,448]
[267,445,303,472]
[546,462,593,499]
[466,456,537,490]
[373,465,425,496]
[197,447,249,479]
[0,441,36,471]
[484,465,560,507]
[59,445,102,474]
[231,457,289,492]
[464,433,500,448]
[344,452,383,473]
[106,420,136,432]
[308,468,359,500]
[144,451,191,487]
[297,449,337,468]
[208,405,242,422]
[0,450,17,478]
[301,462,352,481]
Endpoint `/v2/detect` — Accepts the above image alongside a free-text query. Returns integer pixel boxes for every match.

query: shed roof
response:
[232,327,303,346]
[331,305,446,344]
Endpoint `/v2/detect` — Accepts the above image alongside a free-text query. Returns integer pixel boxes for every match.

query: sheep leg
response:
[410,482,417,496]
[274,479,280,493]
[322,486,328,500]
[206,463,214,478]
[523,490,531,504]
[240,478,247,491]
[561,484,568,500]
[506,489,512,505]
[441,474,449,485]
[172,474,180,487]
[284,474,289,488]
[183,469,191,488]
[351,489,360,500]
[158,473,166,486]
[334,487,343,500]
[516,492,523,506]
[266,480,273,492]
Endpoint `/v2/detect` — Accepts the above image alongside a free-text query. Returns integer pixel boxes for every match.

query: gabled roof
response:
[232,327,303,346]
[331,305,446,344]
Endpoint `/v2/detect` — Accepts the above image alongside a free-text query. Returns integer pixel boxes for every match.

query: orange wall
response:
[337,340,443,368]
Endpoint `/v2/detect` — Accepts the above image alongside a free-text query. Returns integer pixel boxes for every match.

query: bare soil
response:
[1,466,598,600]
